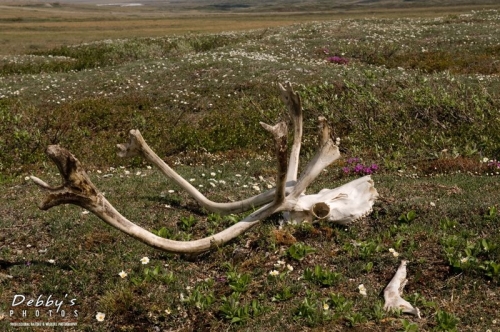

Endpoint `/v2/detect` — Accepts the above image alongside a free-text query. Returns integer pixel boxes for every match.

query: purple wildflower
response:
[327,56,349,65]
[488,160,500,169]
[354,164,364,173]
[343,158,379,176]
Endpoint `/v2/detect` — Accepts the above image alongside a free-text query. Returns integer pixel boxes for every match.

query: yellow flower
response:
[323,303,329,310]
[119,270,128,278]
[96,312,105,322]
[140,257,150,265]
[165,309,171,315]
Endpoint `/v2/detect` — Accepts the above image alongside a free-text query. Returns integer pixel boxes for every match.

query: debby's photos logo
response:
[6,294,79,327]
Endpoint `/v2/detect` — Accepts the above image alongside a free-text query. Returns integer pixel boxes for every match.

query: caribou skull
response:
[31,83,378,254]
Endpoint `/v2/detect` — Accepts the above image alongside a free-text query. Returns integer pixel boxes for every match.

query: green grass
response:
[1,167,499,330]
[1,7,500,332]
[1,10,500,178]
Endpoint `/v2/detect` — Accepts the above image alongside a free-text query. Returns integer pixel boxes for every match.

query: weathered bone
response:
[318,116,331,147]
[383,260,421,318]
[31,122,289,254]
[32,83,379,254]
[117,83,305,215]
[278,82,302,184]
[31,124,353,254]
[117,128,281,215]
[288,175,378,225]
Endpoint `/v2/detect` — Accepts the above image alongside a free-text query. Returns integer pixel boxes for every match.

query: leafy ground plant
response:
[1,5,500,332]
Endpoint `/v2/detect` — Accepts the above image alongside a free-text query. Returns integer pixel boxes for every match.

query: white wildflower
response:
[358,284,367,296]
[96,312,105,322]
[389,248,400,257]
[269,270,279,276]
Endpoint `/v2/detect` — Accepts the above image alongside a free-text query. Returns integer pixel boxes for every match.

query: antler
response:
[32,82,379,254]
[278,82,302,184]
[32,122,290,254]
[116,82,305,215]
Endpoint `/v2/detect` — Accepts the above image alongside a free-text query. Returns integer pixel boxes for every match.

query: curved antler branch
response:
[117,83,304,215]
[31,150,262,253]
[117,129,290,215]
[260,121,288,205]
[278,82,302,184]
[32,121,289,254]
[288,138,340,200]
[32,82,379,253]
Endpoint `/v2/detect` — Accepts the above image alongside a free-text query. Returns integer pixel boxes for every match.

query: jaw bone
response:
[383,260,421,318]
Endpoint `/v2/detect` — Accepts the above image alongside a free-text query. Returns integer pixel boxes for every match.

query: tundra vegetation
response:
[1,2,500,331]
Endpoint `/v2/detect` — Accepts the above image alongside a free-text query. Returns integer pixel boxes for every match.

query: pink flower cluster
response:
[488,160,500,169]
[327,56,349,65]
[342,158,379,175]
[321,48,349,65]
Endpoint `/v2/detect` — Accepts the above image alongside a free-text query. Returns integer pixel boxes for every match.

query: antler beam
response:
[32,82,379,254]
[31,122,289,254]
[116,82,304,215]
